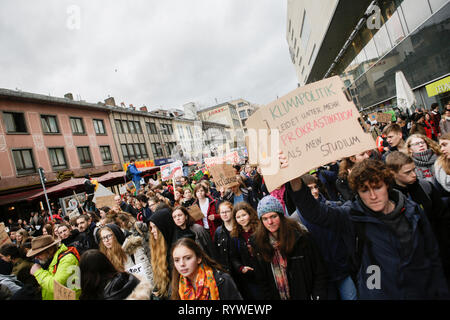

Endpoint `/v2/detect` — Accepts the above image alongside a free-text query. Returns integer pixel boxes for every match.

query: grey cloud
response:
[0,0,297,109]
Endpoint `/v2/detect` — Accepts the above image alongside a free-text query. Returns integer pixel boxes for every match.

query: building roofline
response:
[198,102,234,113]
[0,87,179,121]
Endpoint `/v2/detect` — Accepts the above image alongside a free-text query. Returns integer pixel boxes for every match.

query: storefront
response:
[425,75,450,109]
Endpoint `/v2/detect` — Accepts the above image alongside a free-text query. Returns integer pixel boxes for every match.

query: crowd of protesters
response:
[0,102,449,300]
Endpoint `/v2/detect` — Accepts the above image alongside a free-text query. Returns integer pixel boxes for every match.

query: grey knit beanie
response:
[257,195,284,219]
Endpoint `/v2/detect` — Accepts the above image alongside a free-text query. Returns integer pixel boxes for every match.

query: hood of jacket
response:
[350,189,408,223]
[104,272,140,300]
[122,235,144,256]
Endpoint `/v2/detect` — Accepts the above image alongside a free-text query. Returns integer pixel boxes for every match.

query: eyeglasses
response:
[410,141,426,147]
[220,210,232,214]
[101,234,114,241]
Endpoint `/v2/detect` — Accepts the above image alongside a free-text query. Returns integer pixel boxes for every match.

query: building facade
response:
[229,98,259,128]
[0,89,121,220]
[106,98,178,168]
[197,102,245,149]
[288,0,450,112]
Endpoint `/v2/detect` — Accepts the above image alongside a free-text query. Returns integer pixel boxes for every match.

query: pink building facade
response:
[0,89,120,201]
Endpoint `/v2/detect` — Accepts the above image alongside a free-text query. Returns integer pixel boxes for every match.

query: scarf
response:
[269,235,290,300]
[179,264,220,300]
[434,161,450,192]
[412,149,437,181]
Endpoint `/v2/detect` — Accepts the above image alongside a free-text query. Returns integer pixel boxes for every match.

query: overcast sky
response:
[0,0,298,110]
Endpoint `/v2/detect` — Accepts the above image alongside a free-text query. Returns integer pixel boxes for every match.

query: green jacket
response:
[33,243,81,300]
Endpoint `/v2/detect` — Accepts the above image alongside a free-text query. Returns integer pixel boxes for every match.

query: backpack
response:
[52,246,80,274]
[126,166,133,181]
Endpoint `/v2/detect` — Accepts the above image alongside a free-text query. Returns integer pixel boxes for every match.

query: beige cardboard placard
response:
[53,280,76,300]
[377,113,392,123]
[0,223,12,247]
[187,204,204,222]
[245,76,376,192]
[94,195,116,208]
[209,164,239,190]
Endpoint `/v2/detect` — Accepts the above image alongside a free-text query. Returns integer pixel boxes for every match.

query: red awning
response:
[0,188,43,206]
[96,171,125,183]
[29,177,85,201]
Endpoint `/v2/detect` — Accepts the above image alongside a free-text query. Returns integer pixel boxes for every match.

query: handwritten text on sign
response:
[161,160,183,181]
[53,280,76,300]
[204,152,239,169]
[209,164,239,190]
[127,262,147,279]
[245,76,375,192]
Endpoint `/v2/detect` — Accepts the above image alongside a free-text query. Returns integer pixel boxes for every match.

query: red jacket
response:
[423,120,435,139]
[194,196,220,240]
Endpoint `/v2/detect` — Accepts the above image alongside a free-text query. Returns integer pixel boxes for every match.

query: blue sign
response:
[154,158,175,166]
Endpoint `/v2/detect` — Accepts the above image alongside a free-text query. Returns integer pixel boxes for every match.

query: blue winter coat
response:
[287,183,449,300]
[128,164,142,186]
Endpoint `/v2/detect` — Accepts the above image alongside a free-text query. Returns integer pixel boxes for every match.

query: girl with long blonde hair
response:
[148,207,176,299]
[97,224,127,272]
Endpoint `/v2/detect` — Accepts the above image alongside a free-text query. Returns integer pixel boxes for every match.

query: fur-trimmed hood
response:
[126,274,152,300]
[122,235,144,256]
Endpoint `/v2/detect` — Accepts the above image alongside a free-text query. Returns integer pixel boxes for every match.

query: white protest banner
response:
[245,75,375,192]
[161,160,183,181]
[204,151,239,169]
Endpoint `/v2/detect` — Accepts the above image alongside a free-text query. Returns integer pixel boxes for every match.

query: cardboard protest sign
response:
[376,113,392,123]
[94,195,117,208]
[53,280,76,300]
[93,183,116,208]
[0,223,12,247]
[161,161,183,181]
[245,76,375,192]
[126,181,136,194]
[204,152,239,169]
[209,164,239,190]
[186,204,204,221]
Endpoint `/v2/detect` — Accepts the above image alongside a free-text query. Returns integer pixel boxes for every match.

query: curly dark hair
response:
[348,159,394,192]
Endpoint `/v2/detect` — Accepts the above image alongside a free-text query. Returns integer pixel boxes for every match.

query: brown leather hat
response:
[26,235,60,257]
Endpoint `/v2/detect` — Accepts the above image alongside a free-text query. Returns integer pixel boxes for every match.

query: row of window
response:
[2,112,107,135]
[120,141,177,161]
[12,145,113,176]
[3,111,177,138]
[115,119,174,135]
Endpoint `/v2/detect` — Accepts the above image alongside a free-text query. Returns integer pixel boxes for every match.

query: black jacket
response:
[393,179,450,286]
[84,179,96,194]
[213,269,243,300]
[287,183,449,299]
[62,229,89,255]
[213,225,232,273]
[335,178,355,202]
[103,273,140,300]
[253,231,328,300]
